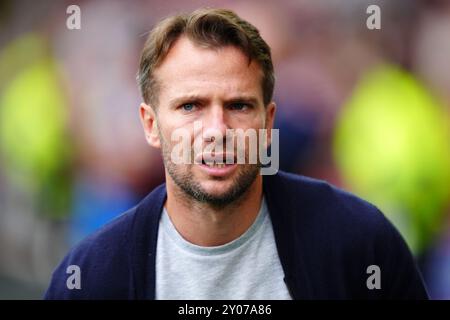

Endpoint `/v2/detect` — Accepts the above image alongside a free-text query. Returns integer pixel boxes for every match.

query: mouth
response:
[195,153,238,177]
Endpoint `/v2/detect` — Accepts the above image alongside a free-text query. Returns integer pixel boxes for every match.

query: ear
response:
[139,102,161,148]
[264,102,276,146]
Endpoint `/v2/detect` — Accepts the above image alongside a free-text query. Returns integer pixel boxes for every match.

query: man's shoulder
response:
[43,207,138,299]
[267,170,387,227]
[269,171,428,299]
[68,205,138,260]
[266,171,400,257]
[44,183,167,299]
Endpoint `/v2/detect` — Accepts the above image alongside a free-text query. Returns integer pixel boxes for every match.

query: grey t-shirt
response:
[155,198,292,300]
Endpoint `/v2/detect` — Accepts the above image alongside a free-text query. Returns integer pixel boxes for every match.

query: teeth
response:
[205,162,225,168]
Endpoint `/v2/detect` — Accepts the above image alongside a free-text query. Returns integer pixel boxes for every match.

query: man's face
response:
[140,36,275,206]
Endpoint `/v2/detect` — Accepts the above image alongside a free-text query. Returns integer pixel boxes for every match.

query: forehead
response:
[154,36,264,101]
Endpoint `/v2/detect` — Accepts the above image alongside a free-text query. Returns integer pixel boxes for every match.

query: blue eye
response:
[181,103,195,111]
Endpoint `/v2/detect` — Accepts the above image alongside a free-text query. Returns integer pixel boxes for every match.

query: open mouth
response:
[196,152,236,165]
[200,158,232,168]
[196,153,238,177]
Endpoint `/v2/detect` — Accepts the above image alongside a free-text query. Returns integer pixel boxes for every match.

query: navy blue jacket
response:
[44,171,429,299]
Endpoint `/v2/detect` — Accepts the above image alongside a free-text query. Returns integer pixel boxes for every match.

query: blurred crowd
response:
[0,0,449,299]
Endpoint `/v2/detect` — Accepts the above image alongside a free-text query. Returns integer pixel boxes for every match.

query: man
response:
[45,8,428,299]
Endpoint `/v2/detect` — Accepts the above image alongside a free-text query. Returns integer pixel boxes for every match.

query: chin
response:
[200,179,235,196]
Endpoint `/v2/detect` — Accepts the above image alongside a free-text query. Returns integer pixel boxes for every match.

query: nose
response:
[202,104,229,143]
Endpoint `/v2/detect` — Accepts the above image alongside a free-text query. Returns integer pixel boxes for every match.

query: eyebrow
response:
[168,95,260,108]
[168,95,206,108]
[226,96,259,106]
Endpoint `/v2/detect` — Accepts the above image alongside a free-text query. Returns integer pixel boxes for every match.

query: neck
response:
[165,173,263,247]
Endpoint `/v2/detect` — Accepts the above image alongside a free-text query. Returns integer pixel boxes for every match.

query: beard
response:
[159,130,260,207]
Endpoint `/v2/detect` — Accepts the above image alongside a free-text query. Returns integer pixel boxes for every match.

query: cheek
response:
[156,123,175,151]
[159,111,195,135]
[246,117,266,131]
[229,111,265,128]
[156,114,178,140]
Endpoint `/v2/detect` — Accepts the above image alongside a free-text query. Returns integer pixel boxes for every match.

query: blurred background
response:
[0,0,449,299]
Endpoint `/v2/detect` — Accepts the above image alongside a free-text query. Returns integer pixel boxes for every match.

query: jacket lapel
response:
[131,183,167,299]
[263,173,311,299]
